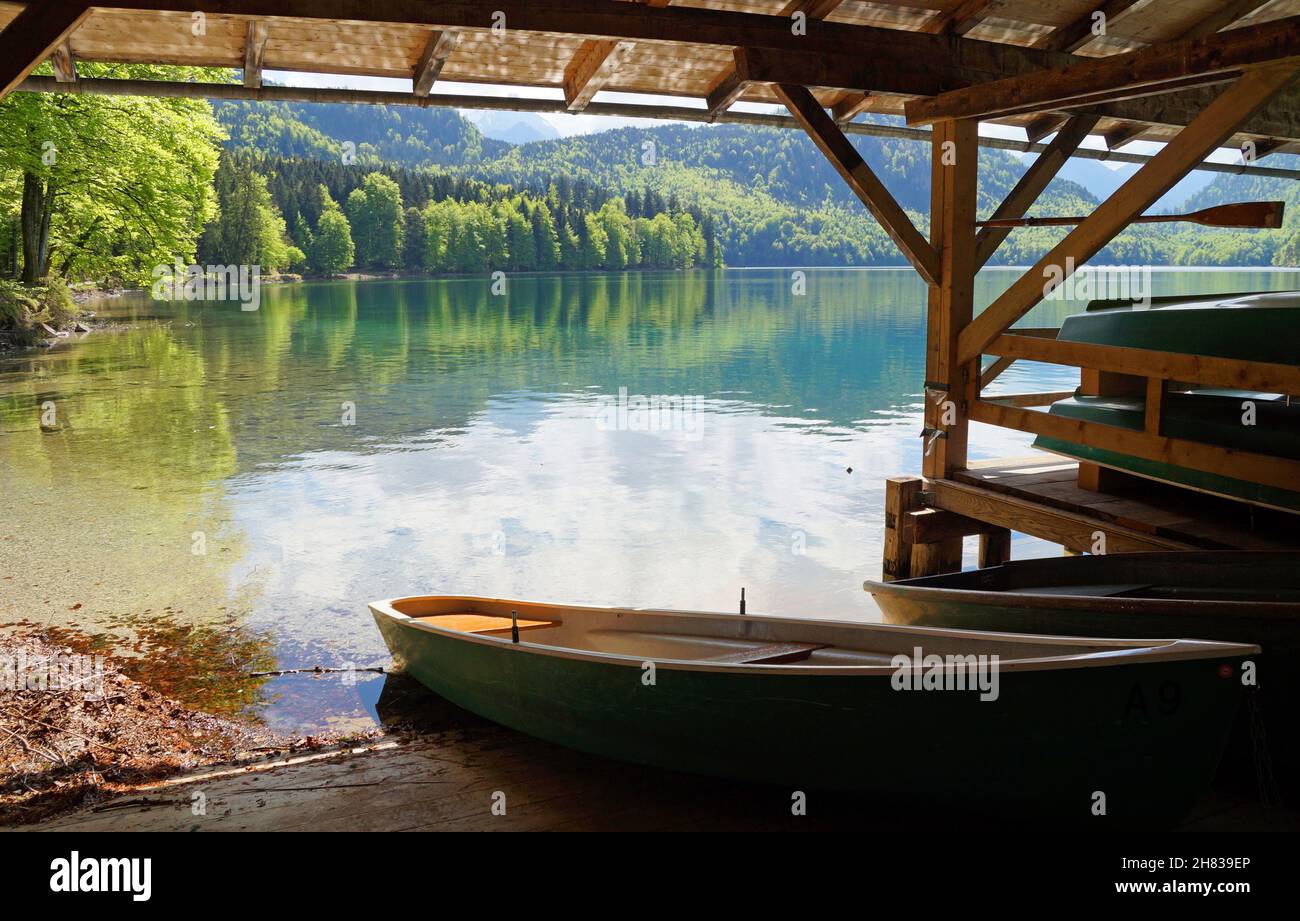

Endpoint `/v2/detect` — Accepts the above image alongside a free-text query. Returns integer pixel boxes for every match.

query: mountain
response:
[461,110,561,145]
[210,99,1298,268]
[213,100,510,167]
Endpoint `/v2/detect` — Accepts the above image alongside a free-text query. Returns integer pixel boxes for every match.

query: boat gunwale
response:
[369,595,1258,676]
[864,550,1300,621]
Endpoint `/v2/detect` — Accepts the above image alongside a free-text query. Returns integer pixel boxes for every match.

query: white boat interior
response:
[374,595,1256,672]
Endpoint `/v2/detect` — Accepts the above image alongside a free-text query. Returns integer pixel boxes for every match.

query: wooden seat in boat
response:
[705,642,827,665]
[412,612,560,635]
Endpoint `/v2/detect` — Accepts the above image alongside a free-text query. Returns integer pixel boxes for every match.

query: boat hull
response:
[867,552,1300,797]
[373,602,1249,825]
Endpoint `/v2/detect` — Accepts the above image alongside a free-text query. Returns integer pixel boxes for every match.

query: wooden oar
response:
[978,201,1285,229]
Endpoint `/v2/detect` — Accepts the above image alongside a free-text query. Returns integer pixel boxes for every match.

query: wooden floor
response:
[14,683,1298,832]
[947,456,1300,552]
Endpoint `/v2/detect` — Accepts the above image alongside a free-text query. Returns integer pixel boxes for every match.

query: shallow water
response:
[2,268,1296,732]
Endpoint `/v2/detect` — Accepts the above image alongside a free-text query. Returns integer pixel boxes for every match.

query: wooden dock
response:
[16,687,1299,832]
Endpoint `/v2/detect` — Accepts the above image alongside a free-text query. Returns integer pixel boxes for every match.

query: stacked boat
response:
[1030,290,1300,512]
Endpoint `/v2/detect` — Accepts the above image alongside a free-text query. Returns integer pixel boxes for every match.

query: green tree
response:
[0,63,223,284]
[345,171,403,269]
[312,186,354,275]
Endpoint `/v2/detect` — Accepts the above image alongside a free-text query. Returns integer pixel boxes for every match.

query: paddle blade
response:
[1188,201,1285,228]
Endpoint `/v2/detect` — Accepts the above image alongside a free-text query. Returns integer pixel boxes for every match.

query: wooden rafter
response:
[0,1,91,100]
[975,114,1099,269]
[702,0,845,117]
[1041,0,1143,54]
[1176,0,1280,40]
[564,39,634,112]
[243,20,268,90]
[923,0,1001,36]
[1022,114,1066,144]
[731,46,947,99]
[957,64,1300,367]
[773,83,940,285]
[51,42,77,84]
[832,93,872,125]
[906,14,1300,124]
[1103,122,1147,150]
[414,30,460,98]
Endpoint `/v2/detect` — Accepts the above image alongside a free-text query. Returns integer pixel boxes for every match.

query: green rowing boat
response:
[1031,291,1300,509]
[372,594,1256,825]
[865,551,1300,796]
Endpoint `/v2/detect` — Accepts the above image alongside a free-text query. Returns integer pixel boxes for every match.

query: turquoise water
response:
[2,268,1297,732]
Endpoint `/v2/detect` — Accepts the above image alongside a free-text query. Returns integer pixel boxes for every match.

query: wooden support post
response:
[775,83,941,285]
[0,1,91,102]
[1144,376,1166,435]
[911,539,964,578]
[923,118,978,482]
[957,64,1300,366]
[414,30,460,98]
[882,476,923,582]
[244,20,269,89]
[978,527,1012,568]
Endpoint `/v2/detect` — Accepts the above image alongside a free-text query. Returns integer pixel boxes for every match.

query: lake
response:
[3,267,1297,733]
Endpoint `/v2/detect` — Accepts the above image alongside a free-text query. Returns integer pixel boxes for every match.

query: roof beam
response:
[243,19,268,89]
[1022,114,1066,143]
[414,29,460,97]
[51,42,78,84]
[975,114,1099,269]
[956,64,1300,367]
[564,38,634,111]
[773,83,940,285]
[0,1,91,101]
[907,13,1300,124]
[732,46,950,98]
[702,0,846,117]
[1102,122,1146,150]
[1041,0,1143,54]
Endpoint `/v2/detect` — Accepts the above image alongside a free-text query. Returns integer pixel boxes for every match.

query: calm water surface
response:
[3,268,1297,731]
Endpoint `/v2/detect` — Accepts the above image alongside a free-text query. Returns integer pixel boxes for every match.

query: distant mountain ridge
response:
[212,98,1300,269]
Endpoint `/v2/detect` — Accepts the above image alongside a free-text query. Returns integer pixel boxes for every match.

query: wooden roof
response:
[4,1,1300,152]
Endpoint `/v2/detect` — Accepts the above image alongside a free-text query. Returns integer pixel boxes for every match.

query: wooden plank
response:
[901,507,1002,543]
[0,1,91,101]
[411,613,559,634]
[978,355,1016,389]
[906,14,1300,125]
[975,114,1099,269]
[968,399,1300,494]
[923,117,978,480]
[704,642,825,664]
[414,29,460,97]
[1041,0,1143,54]
[956,65,1300,366]
[983,390,1077,407]
[774,83,940,285]
[563,38,633,111]
[986,332,1300,395]
[243,19,268,89]
[930,478,1192,553]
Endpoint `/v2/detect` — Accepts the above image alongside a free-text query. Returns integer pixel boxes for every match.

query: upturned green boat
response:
[865,551,1300,795]
[372,594,1256,825]
[1031,291,1300,511]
